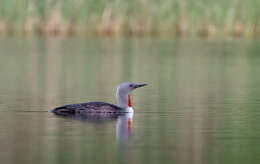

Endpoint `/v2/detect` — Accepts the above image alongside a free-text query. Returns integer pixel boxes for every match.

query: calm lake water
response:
[0,37,260,164]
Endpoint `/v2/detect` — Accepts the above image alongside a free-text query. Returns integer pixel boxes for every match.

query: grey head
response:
[116,82,147,109]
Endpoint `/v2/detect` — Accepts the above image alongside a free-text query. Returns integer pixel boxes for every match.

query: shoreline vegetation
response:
[0,0,260,38]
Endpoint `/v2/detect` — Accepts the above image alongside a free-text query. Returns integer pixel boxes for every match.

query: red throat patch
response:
[128,94,132,107]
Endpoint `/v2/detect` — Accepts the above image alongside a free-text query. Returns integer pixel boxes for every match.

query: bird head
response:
[116,82,147,109]
[117,82,147,95]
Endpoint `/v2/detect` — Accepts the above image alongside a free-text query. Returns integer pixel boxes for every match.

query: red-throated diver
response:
[51,82,147,116]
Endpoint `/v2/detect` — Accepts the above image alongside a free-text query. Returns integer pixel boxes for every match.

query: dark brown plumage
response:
[51,102,125,116]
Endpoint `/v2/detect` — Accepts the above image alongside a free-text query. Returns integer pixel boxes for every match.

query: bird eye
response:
[129,84,133,87]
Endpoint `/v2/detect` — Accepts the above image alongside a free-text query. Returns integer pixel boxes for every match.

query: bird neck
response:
[116,89,132,109]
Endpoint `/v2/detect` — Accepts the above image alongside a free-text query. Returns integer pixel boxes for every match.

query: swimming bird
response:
[51,82,147,116]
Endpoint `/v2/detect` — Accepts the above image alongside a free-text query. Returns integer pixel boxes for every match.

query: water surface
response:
[0,37,260,164]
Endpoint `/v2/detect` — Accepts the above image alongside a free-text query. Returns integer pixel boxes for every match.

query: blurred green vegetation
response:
[0,0,259,37]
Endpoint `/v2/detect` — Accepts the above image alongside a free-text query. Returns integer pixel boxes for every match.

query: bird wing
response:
[52,102,123,115]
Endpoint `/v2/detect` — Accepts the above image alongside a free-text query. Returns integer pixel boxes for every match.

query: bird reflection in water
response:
[116,112,133,142]
[52,112,134,143]
[52,111,134,163]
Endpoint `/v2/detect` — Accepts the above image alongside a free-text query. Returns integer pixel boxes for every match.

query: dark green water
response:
[0,37,260,164]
